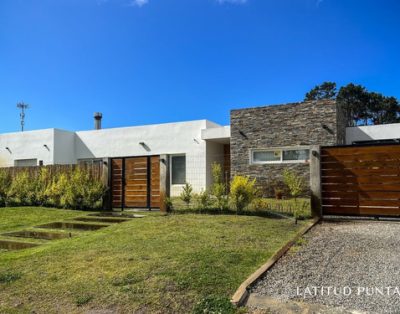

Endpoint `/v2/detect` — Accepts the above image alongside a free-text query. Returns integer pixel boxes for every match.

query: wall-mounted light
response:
[239,130,248,139]
[321,123,334,135]
[43,144,50,151]
[5,147,11,154]
[193,138,200,144]
[139,142,151,152]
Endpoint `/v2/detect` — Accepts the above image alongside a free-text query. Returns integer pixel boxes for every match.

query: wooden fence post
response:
[159,154,170,213]
[102,158,112,211]
[310,145,322,218]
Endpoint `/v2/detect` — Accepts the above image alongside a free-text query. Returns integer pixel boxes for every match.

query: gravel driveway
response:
[250,219,400,314]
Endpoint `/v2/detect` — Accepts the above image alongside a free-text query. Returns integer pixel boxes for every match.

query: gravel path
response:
[251,219,400,314]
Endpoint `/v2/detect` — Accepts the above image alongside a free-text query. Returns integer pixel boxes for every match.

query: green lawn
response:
[0,207,307,314]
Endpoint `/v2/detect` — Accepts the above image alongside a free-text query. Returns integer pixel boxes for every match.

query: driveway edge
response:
[230,217,320,307]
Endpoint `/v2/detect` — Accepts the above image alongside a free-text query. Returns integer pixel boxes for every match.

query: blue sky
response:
[0,0,399,133]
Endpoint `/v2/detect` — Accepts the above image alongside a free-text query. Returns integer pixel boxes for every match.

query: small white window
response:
[251,148,310,164]
[171,155,186,185]
[253,151,281,163]
[283,149,310,161]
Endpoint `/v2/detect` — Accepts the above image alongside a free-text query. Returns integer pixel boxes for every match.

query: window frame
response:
[250,146,310,165]
[170,154,186,186]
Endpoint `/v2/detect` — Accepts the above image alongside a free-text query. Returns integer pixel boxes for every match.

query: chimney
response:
[94,112,102,130]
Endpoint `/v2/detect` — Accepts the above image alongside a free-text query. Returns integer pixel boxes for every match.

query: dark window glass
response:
[171,155,186,184]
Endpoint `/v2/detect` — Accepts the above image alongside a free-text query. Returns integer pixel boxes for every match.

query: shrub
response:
[62,168,105,210]
[164,197,173,212]
[180,183,193,208]
[6,171,37,206]
[36,167,51,206]
[45,173,70,208]
[283,169,305,201]
[192,296,235,314]
[197,189,212,211]
[0,169,10,207]
[211,163,228,211]
[0,166,105,210]
[249,198,270,212]
[229,175,257,214]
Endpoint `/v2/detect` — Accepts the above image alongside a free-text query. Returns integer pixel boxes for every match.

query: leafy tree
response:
[371,96,399,125]
[336,83,369,126]
[304,81,337,101]
[306,82,400,126]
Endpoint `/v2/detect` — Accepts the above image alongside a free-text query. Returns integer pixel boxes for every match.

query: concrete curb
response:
[230,217,320,307]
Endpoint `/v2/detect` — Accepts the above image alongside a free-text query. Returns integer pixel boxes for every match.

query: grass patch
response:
[171,196,311,218]
[0,207,308,313]
[192,296,236,314]
[0,207,88,233]
[0,272,21,284]
[75,295,93,306]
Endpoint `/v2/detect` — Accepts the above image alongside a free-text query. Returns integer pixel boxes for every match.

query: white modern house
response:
[0,118,231,199]
[0,104,399,209]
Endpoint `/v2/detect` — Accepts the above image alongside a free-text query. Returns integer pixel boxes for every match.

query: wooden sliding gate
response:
[111,156,161,209]
[321,144,400,217]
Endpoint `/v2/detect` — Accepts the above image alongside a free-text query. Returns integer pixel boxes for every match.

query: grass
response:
[0,207,308,313]
[0,207,88,233]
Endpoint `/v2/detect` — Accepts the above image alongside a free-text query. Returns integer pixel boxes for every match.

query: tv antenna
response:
[17,102,29,132]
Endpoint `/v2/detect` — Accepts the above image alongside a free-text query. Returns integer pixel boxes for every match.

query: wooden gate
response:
[111,156,161,209]
[321,144,400,217]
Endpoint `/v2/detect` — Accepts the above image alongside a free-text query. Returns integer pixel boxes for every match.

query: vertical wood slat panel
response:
[150,156,161,208]
[124,157,148,208]
[111,159,123,208]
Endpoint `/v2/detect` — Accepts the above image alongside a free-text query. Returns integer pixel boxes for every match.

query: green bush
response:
[0,169,10,207]
[283,169,305,201]
[229,175,257,214]
[180,182,193,208]
[197,189,212,211]
[211,163,228,211]
[249,198,270,212]
[36,168,51,206]
[0,166,105,210]
[6,171,37,206]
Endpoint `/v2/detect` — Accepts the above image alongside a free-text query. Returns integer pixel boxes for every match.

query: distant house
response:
[1,100,399,208]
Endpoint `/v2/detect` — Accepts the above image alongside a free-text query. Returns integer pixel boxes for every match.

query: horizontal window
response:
[14,159,37,167]
[251,148,310,164]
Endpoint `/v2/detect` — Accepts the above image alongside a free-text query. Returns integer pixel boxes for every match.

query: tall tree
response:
[304,82,337,101]
[336,83,369,127]
[376,96,400,124]
[305,82,400,126]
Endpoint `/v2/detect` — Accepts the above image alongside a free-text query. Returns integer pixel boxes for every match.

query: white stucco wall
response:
[75,120,216,196]
[54,129,76,164]
[0,129,55,167]
[0,120,227,197]
[346,123,400,144]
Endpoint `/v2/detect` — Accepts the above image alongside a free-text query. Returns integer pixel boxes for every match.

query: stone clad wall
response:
[230,100,343,196]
